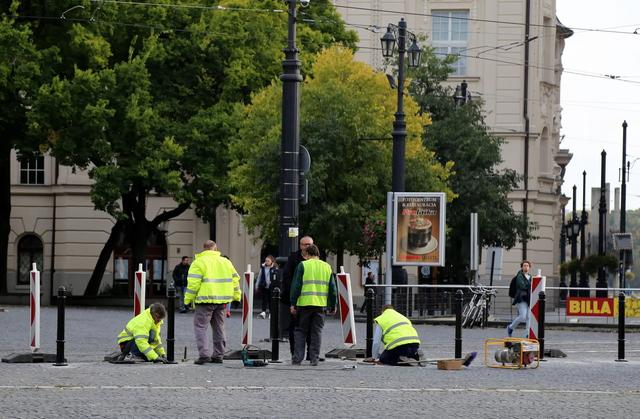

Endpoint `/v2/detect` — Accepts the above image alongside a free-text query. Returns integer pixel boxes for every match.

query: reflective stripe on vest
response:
[202,278,232,283]
[296,259,332,307]
[375,309,421,350]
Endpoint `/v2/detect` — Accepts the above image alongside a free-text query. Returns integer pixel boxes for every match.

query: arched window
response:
[17,235,43,285]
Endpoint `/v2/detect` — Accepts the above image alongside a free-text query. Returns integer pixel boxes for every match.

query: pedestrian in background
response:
[281,235,314,357]
[172,256,190,313]
[289,244,337,366]
[360,271,376,313]
[185,240,241,364]
[257,255,276,319]
[507,260,532,337]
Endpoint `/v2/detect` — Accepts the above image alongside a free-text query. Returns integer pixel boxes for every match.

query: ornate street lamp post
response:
[381,18,421,302]
[579,171,589,297]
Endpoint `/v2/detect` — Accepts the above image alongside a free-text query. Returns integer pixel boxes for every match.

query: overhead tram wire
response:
[86,0,640,36]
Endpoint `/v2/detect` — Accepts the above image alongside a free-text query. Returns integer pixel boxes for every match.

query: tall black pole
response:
[596,150,608,297]
[569,185,578,297]
[579,171,589,297]
[391,19,408,287]
[279,0,301,260]
[559,203,567,301]
[620,121,628,289]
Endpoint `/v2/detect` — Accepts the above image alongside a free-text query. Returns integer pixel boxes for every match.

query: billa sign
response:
[393,192,446,266]
[566,297,615,317]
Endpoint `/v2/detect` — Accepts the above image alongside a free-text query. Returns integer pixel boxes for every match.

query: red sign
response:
[566,297,614,317]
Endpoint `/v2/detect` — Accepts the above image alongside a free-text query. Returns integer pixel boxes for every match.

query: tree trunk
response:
[0,144,11,295]
[83,220,125,296]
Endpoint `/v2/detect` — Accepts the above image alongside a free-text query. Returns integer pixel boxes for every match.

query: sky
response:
[556,0,640,211]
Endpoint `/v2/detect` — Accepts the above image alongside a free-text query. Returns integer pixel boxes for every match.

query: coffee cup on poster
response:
[407,216,432,250]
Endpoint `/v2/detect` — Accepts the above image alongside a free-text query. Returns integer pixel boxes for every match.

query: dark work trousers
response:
[280,302,311,358]
[379,343,420,365]
[260,288,271,313]
[293,306,325,364]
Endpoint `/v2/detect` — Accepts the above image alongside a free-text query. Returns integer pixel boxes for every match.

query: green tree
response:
[409,46,535,281]
[20,0,357,295]
[230,46,453,268]
[0,6,58,294]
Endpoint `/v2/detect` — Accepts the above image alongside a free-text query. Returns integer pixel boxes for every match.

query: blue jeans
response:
[122,330,156,360]
[509,302,530,337]
[176,286,187,310]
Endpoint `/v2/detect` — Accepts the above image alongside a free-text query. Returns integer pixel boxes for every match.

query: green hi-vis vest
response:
[374,308,421,350]
[296,259,333,307]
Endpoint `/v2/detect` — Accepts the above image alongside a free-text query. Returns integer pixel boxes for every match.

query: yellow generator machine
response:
[484,338,540,369]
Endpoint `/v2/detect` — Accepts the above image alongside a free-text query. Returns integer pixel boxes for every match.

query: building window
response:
[20,154,45,185]
[432,10,469,76]
[17,235,43,285]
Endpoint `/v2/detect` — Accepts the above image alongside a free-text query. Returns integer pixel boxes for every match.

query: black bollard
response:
[53,286,68,366]
[166,285,176,363]
[538,291,546,360]
[455,290,463,359]
[616,292,627,362]
[365,287,375,358]
[270,287,280,362]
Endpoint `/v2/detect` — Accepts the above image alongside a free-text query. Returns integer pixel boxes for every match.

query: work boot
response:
[194,356,211,365]
[210,357,223,364]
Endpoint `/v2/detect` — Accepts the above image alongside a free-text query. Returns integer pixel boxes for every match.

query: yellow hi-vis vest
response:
[374,308,421,350]
[184,250,241,305]
[296,259,333,307]
[116,308,165,361]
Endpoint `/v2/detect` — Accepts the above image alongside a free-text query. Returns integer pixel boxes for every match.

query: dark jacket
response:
[281,250,304,306]
[172,263,189,287]
[512,270,531,306]
[257,265,273,290]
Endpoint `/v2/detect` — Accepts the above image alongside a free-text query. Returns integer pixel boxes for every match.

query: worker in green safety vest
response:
[289,244,337,366]
[372,305,421,365]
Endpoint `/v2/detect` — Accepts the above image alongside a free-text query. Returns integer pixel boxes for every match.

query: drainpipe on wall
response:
[49,160,58,304]
[522,0,531,261]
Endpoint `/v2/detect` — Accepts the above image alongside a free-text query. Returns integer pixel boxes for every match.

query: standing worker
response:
[289,244,337,366]
[185,240,241,365]
[282,235,314,356]
[116,303,169,363]
[507,260,532,337]
[371,305,421,365]
[172,256,191,313]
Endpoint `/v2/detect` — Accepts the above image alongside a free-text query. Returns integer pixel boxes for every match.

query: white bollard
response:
[242,264,254,346]
[134,263,146,316]
[30,263,40,352]
[336,266,357,346]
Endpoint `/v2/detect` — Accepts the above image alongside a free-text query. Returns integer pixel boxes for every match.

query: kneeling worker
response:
[372,305,421,365]
[117,303,169,363]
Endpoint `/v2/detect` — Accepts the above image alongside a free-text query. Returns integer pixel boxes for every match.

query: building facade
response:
[5,0,573,307]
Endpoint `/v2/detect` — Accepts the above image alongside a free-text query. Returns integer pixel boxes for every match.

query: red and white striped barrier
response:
[30,263,40,352]
[336,267,357,346]
[528,270,546,340]
[134,263,146,316]
[242,265,254,346]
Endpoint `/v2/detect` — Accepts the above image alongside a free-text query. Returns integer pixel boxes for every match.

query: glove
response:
[153,356,168,364]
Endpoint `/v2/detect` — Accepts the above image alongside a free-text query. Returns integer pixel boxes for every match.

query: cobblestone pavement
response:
[1,305,639,418]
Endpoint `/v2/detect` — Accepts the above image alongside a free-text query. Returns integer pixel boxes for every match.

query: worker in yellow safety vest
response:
[372,305,421,365]
[289,244,337,366]
[116,303,168,363]
[185,240,241,365]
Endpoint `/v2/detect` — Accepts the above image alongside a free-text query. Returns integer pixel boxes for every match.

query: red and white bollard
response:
[336,266,357,346]
[528,270,546,340]
[134,263,146,317]
[30,263,40,352]
[241,265,254,346]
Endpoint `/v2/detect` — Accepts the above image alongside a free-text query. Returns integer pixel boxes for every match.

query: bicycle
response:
[462,284,497,329]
